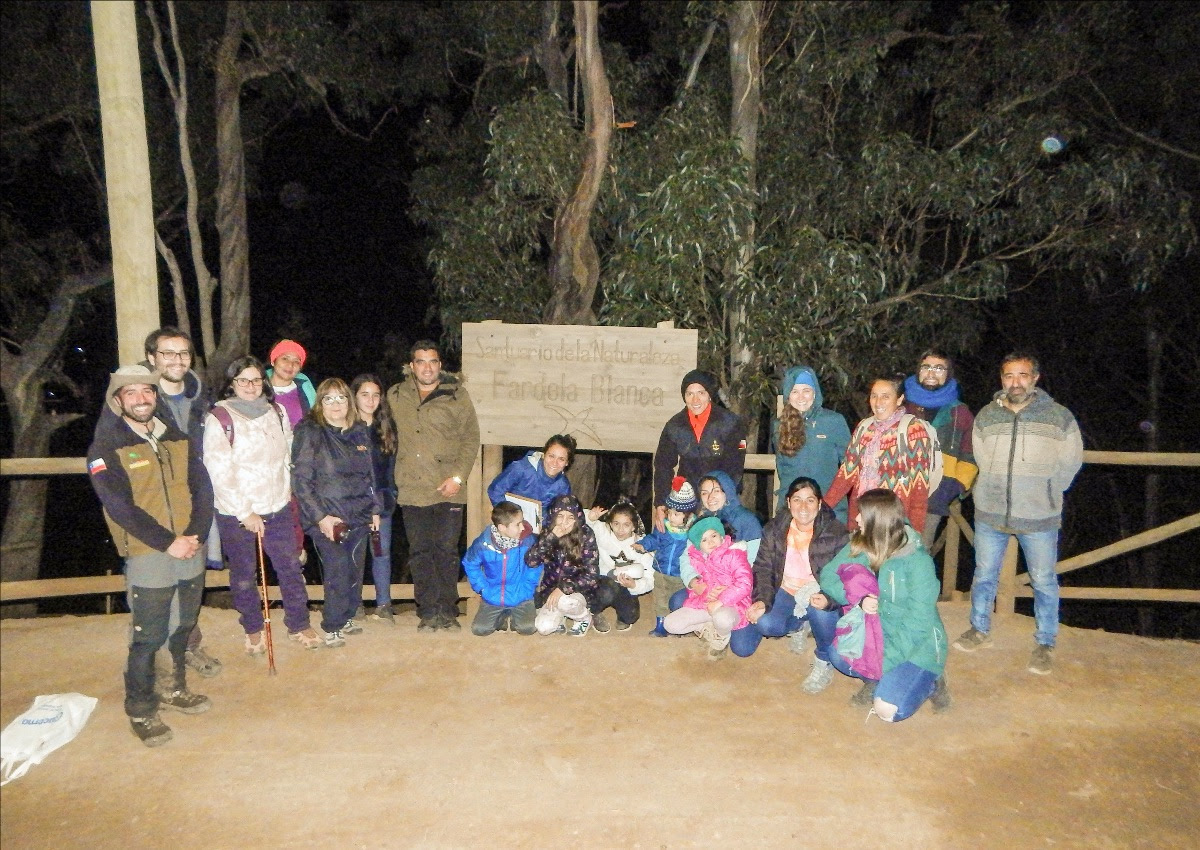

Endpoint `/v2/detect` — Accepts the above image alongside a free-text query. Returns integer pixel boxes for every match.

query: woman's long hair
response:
[220,355,275,402]
[777,403,806,456]
[849,488,909,571]
[310,378,357,430]
[351,373,396,454]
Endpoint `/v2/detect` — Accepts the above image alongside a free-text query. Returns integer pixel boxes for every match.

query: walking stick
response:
[256,530,277,675]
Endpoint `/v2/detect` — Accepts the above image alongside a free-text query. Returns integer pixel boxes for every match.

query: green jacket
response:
[387,372,480,507]
[819,527,946,676]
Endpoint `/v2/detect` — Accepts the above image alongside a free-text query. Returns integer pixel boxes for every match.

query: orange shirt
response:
[688,405,711,443]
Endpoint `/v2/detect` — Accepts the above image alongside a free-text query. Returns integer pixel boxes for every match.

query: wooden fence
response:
[3,451,1199,615]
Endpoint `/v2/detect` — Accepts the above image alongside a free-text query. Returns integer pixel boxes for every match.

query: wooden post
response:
[91,1,160,363]
[995,536,1019,619]
[942,503,962,601]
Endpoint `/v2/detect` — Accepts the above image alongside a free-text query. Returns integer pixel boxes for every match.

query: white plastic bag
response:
[0,693,98,785]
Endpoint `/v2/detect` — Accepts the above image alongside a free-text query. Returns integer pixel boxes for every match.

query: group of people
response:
[88,328,1082,747]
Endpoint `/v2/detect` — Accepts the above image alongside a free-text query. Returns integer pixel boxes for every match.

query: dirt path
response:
[1,600,1197,849]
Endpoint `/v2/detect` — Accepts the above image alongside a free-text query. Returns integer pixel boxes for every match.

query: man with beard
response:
[953,353,1082,675]
[902,350,977,550]
[88,366,215,746]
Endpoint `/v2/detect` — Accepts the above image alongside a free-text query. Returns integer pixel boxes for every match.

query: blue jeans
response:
[731,587,805,657]
[809,605,937,721]
[368,509,395,607]
[970,519,1060,646]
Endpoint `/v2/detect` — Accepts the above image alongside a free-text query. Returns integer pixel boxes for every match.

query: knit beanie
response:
[785,369,817,395]
[665,476,698,513]
[687,516,725,548]
[679,369,719,403]
[268,339,307,368]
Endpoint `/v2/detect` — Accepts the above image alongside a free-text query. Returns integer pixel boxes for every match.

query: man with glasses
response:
[142,327,223,679]
[902,350,978,550]
[386,340,480,631]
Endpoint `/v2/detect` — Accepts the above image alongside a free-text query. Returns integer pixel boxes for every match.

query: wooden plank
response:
[995,537,1019,619]
[462,322,697,454]
[1013,587,1200,603]
[0,457,88,476]
[942,506,962,601]
[1016,512,1200,584]
[1082,450,1200,467]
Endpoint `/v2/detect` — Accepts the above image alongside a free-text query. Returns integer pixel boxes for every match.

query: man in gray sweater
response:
[953,352,1083,675]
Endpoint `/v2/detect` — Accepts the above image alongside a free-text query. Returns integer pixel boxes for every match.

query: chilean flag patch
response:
[738,439,747,451]
[88,457,107,475]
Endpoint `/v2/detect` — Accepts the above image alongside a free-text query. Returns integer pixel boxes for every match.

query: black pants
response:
[312,526,368,633]
[401,502,464,620]
[594,574,641,626]
[125,575,203,718]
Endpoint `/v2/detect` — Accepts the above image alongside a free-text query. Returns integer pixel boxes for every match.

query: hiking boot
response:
[417,616,438,632]
[370,605,395,625]
[850,680,878,707]
[615,619,633,632]
[288,628,323,649]
[129,713,173,747]
[185,646,223,678]
[648,617,669,637]
[788,621,812,655]
[324,630,346,648]
[930,676,952,713]
[355,605,367,621]
[591,612,611,633]
[1028,644,1054,675]
[159,688,212,715]
[953,627,993,652]
[440,614,462,632]
[342,619,363,635]
[568,618,591,637]
[801,658,834,695]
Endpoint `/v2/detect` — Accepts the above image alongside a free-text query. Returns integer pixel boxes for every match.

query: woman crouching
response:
[805,489,950,721]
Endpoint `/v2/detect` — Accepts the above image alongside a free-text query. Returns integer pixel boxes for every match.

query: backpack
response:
[898,413,944,494]
[209,402,287,446]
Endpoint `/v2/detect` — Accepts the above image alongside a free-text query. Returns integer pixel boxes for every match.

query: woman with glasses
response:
[291,378,381,647]
[203,356,322,654]
[351,373,398,625]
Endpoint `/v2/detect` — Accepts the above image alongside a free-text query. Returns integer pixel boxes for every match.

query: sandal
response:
[244,632,266,656]
[288,628,322,650]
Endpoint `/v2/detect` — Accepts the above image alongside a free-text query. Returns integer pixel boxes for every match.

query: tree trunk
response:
[534,1,570,105]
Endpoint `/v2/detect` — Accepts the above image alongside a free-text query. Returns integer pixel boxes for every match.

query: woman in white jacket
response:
[203,356,321,653]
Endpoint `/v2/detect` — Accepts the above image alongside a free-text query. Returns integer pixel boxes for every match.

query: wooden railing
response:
[3,451,1199,614]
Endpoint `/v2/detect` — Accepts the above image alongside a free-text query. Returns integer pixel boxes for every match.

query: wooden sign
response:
[462,321,697,453]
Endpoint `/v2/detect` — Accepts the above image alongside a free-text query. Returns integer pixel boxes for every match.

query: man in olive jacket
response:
[387,339,480,631]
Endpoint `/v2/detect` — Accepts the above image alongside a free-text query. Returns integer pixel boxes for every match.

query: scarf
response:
[227,396,273,419]
[903,375,959,410]
[491,526,522,552]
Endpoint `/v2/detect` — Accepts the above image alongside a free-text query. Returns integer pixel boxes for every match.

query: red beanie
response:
[268,339,307,368]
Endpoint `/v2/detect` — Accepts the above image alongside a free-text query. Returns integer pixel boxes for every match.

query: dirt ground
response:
[1,598,1197,850]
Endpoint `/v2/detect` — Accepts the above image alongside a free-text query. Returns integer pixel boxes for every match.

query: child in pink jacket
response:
[662,516,752,659]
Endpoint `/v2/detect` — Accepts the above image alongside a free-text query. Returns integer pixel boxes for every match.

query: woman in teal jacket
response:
[771,366,851,521]
[804,488,950,722]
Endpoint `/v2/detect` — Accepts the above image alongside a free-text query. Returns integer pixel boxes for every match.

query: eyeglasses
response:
[321,394,348,404]
[234,377,263,387]
[919,364,948,374]
[156,350,192,361]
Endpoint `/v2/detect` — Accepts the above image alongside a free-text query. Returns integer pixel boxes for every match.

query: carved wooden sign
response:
[462,321,697,453]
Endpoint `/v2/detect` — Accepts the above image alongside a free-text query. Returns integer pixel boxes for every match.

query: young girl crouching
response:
[662,517,752,659]
[586,501,654,631]
[527,495,602,636]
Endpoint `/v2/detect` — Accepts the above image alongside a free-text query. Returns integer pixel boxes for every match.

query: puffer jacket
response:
[752,503,849,609]
[527,495,601,608]
[654,404,747,507]
[291,418,380,531]
[698,470,762,547]
[638,525,690,578]
[387,372,480,507]
[680,536,754,629]
[819,527,947,676]
[202,400,292,521]
[463,523,540,607]
[487,450,571,516]
[771,366,852,516]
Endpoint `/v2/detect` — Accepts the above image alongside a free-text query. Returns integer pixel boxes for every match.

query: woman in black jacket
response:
[291,378,381,647]
[730,476,849,657]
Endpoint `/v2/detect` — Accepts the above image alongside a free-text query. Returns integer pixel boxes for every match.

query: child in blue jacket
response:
[463,501,541,635]
[634,476,697,636]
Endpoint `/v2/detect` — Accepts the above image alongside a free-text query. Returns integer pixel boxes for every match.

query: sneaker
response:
[615,620,633,632]
[324,630,346,648]
[850,680,878,707]
[417,617,438,632]
[159,688,212,715]
[244,632,266,656]
[355,605,367,621]
[788,621,812,656]
[801,658,834,695]
[591,613,611,634]
[288,628,323,650]
[953,627,993,652]
[930,676,952,713]
[184,646,223,678]
[129,713,173,747]
[707,643,729,660]
[568,618,591,637]
[342,619,363,635]
[1028,644,1054,675]
[370,606,395,625]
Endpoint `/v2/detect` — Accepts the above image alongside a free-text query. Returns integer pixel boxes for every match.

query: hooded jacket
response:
[463,522,540,607]
[139,362,210,457]
[819,527,947,676]
[653,382,747,508]
[972,388,1082,533]
[487,450,572,517]
[680,535,754,629]
[698,469,763,550]
[88,368,213,557]
[387,371,480,507]
[752,502,849,609]
[527,495,602,608]
[771,366,852,517]
[290,418,380,531]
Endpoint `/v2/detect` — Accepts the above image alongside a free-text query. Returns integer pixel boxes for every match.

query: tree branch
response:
[1084,76,1200,163]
